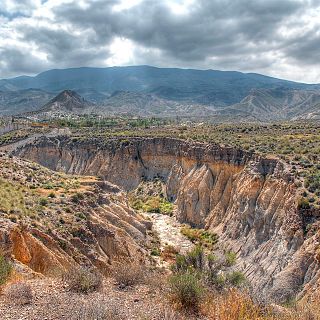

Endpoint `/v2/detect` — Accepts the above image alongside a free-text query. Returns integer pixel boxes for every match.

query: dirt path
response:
[0,128,71,153]
[146,212,193,255]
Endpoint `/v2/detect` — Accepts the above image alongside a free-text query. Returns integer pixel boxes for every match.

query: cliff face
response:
[14,136,320,300]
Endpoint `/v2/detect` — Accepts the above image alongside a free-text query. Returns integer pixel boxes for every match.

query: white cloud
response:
[0,0,41,15]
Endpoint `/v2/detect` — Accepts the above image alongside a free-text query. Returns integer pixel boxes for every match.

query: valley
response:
[0,118,319,319]
[0,67,320,320]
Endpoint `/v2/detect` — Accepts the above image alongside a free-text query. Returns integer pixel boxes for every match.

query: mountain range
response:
[1,65,320,121]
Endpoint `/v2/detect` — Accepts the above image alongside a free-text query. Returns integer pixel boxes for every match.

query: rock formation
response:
[14,136,320,301]
[0,153,150,277]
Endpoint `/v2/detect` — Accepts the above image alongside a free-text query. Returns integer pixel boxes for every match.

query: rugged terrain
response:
[13,135,320,301]
[0,152,151,278]
[1,66,320,121]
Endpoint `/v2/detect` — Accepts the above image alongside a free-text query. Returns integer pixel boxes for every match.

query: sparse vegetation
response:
[112,262,145,288]
[131,196,173,215]
[4,281,33,305]
[62,266,103,294]
[129,179,174,215]
[168,271,204,312]
[69,120,320,208]
[72,299,123,320]
[180,225,218,248]
[0,255,12,285]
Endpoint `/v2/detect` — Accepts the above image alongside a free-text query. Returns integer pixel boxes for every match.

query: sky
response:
[0,0,320,83]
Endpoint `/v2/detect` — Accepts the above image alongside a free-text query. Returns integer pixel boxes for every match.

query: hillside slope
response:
[1,66,317,107]
[222,88,320,121]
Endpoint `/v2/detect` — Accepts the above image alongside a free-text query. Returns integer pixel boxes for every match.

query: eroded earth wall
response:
[15,136,320,300]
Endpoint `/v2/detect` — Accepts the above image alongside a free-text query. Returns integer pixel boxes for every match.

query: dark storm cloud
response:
[1,0,320,81]
[284,29,320,65]
[53,0,305,63]
[19,25,111,64]
[0,47,47,76]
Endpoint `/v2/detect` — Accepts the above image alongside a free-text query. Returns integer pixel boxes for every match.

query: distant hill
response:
[99,90,215,117]
[223,88,320,121]
[1,65,318,107]
[41,90,93,112]
[25,90,95,118]
[1,66,320,120]
[0,89,54,115]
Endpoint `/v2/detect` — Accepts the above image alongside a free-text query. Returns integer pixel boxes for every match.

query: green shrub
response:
[298,197,310,210]
[227,271,246,287]
[150,247,161,256]
[0,255,12,285]
[169,271,204,311]
[225,251,237,266]
[181,226,218,248]
[185,245,205,270]
[39,197,48,206]
[71,192,85,203]
[130,196,173,215]
[172,254,188,272]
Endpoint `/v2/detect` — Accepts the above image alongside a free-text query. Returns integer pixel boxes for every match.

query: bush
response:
[150,247,161,256]
[112,262,145,288]
[298,197,310,210]
[169,271,204,312]
[71,192,84,203]
[161,245,178,260]
[227,271,246,287]
[225,251,237,266]
[39,197,48,206]
[181,226,218,248]
[72,299,123,320]
[185,245,205,270]
[204,289,263,320]
[0,255,12,285]
[63,266,103,293]
[130,196,173,215]
[4,281,33,305]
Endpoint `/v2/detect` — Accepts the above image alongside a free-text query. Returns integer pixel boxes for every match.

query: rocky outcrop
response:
[14,136,320,300]
[0,152,151,278]
[0,187,150,277]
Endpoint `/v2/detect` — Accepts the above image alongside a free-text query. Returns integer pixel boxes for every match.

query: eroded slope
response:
[0,152,150,277]
[14,136,320,301]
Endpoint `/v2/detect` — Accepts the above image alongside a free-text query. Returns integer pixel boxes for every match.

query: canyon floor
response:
[0,211,199,320]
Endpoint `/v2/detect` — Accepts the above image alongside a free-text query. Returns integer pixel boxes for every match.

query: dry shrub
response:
[72,299,124,320]
[154,307,184,320]
[203,289,320,320]
[4,281,33,305]
[161,245,179,260]
[112,262,145,288]
[62,266,103,294]
[205,289,264,319]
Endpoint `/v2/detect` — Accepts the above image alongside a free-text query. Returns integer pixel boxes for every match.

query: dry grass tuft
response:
[112,262,146,288]
[4,281,33,305]
[62,266,103,294]
[72,299,124,320]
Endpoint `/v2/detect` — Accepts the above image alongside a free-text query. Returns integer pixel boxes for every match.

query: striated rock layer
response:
[15,136,320,300]
[0,153,150,278]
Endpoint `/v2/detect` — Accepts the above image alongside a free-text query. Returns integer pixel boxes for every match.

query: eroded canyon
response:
[11,135,320,301]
